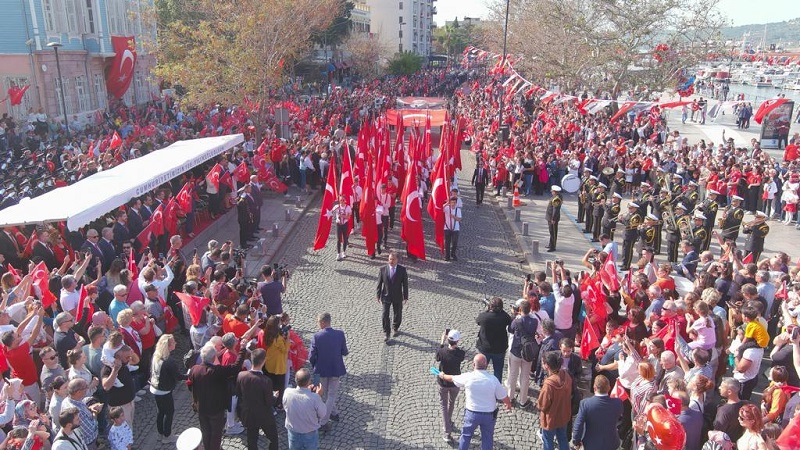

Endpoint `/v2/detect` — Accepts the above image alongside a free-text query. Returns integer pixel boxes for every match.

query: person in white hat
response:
[721,195,745,241]
[665,203,689,263]
[546,186,563,252]
[590,183,607,242]
[435,329,466,442]
[602,193,623,240]
[578,174,597,227]
[621,202,642,270]
[743,211,770,261]
[691,213,707,251]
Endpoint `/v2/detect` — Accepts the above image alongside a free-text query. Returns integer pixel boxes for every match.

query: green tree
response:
[153,0,341,134]
[387,52,423,75]
[312,1,354,52]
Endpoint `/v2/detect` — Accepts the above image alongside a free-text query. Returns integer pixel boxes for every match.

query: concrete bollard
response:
[285,209,292,221]
[272,223,280,238]
[515,210,521,222]
[296,196,302,209]
[532,240,539,255]
[522,222,529,236]
[507,197,513,209]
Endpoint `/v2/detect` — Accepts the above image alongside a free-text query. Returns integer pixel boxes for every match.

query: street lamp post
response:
[498,0,510,143]
[47,42,70,140]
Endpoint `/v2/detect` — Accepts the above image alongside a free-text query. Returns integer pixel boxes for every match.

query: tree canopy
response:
[387,52,424,75]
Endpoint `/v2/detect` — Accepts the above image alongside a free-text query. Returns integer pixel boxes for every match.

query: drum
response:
[561,173,580,193]
[673,276,694,297]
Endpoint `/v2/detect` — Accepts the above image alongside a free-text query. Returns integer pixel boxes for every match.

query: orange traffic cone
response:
[512,186,521,207]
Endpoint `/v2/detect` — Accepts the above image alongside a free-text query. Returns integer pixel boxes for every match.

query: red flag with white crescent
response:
[206,164,223,190]
[6,264,22,285]
[359,153,378,256]
[753,98,789,124]
[30,261,57,308]
[176,183,194,214]
[76,285,95,322]
[175,292,210,326]
[106,36,137,99]
[426,151,448,254]
[610,379,629,401]
[579,317,600,359]
[313,156,338,251]
[127,247,138,280]
[400,152,425,260]
[233,162,250,183]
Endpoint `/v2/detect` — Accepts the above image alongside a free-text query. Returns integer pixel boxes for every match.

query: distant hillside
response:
[721,18,800,47]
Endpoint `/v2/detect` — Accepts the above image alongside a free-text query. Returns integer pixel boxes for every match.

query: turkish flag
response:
[400,152,425,260]
[136,203,163,246]
[30,261,57,308]
[313,155,338,251]
[741,252,753,264]
[426,151,448,254]
[75,285,95,322]
[581,276,608,322]
[753,98,789,124]
[127,247,138,280]
[653,319,677,353]
[340,144,355,235]
[663,394,682,415]
[610,101,637,122]
[106,36,137,99]
[176,183,193,214]
[610,378,629,401]
[579,318,600,359]
[175,292,210,326]
[360,157,378,256]
[777,415,800,450]
[6,264,22,285]
[255,139,267,155]
[261,167,288,193]
[451,117,463,172]
[600,254,621,291]
[234,162,250,183]
[206,164,223,190]
[7,85,30,106]
[109,131,122,150]
[163,199,179,236]
[776,280,788,300]
[220,170,234,191]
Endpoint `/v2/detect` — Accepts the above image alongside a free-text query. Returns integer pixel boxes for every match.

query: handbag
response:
[158,296,179,334]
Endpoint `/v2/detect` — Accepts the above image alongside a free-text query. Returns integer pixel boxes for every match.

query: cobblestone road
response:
[137,152,543,449]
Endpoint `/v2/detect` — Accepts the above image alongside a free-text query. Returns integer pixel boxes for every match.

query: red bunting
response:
[753,98,789,124]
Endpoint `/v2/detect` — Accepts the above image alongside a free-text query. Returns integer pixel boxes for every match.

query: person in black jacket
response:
[149,334,187,444]
[188,337,247,450]
[475,297,512,383]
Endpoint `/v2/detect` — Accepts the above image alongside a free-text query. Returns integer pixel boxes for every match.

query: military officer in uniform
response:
[653,189,672,255]
[546,186,563,252]
[691,212,708,254]
[721,195,745,242]
[611,169,626,198]
[583,175,598,232]
[656,167,670,193]
[639,213,660,252]
[636,182,655,218]
[622,202,642,270]
[666,203,689,263]
[743,211,769,261]
[602,193,623,240]
[681,181,700,212]
[670,174,683,200]
[591,182,608,242]
[577,168,593,224]
[699,190,720,251]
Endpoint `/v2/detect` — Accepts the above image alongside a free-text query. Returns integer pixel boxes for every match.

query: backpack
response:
[183,348,200,371]
[518,316,540,363]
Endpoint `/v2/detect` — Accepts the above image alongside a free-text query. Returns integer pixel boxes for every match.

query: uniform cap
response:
[731,195,744,202]
[707,190,720,196]
[613,193,622,199]
[628,202,640,208]
[755,211,767,218]
[694,212,707,220]
[551,185,562,192]
[647,213,659,221]
[597,183,607,189]
[675,203,687,210]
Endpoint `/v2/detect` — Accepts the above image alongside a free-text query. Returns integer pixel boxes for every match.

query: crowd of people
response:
[0,68,463,450]
[421,68,800,450]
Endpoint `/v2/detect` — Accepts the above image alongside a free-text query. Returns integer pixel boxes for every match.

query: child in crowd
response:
[108,406,133,450]
[733,305,769,360]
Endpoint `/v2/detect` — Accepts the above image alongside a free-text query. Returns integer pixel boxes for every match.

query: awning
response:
[0,134,244,230]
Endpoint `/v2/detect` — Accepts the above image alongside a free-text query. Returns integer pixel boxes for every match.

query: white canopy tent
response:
[0,134,244,230]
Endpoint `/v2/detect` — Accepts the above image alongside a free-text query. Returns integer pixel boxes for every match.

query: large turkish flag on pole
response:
[106,36,137,99]
[359,153,378,256]
[426,152,448,254]
[400,153,425,260]
[313,155,338,251]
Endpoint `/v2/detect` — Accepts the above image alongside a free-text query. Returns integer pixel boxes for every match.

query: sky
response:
[433,0,798,27]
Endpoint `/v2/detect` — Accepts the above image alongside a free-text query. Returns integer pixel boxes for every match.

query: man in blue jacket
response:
[309,312,349,432]
[572,375,623,450]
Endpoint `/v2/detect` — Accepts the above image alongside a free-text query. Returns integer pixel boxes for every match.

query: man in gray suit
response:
[572,375,624,450]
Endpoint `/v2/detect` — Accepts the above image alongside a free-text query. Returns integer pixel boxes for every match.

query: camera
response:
[280,324,292,337]
[231,247,248,267]
[555,259,563,266]
[273,262,290,279]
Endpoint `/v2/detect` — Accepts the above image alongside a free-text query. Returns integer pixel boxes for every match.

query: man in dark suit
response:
[236,348,279,450]
[309,312,349,429]
[99,227,117,269]
[31,229,58,269]
[0,226,25,270]
[249,175,263,230]
[673,240,699,281]
[375,252,408,343]
[112,210,131,253]
[572,375,623,450]
[471,160,490,205]
[80,229,105,277]
[126,198,145,238]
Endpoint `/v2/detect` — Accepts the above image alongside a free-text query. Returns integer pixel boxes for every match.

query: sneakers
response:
[342,252,347,259]
[336,253,343,261]
[443,433,452,443]
[225,423,245,435]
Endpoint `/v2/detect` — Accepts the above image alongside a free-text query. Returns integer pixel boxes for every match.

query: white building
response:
[351,1,371,34]
[364,0,435,58]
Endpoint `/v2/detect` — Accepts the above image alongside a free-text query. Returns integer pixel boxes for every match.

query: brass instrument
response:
[717,205,731,228]
[678,215,693,241]
[741,218,765,230]
[662,205,678,231]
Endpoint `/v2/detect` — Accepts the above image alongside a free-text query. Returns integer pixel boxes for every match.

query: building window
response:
[75,76,91,112]
[399,30,402,38]
[84,0,96,33]
[398,16,403,24]
[42,0,58,32]
[54,78,73,116]
[65,0,80,33]
[399,1,403,9]
[94,74,106,109]
[106,0,128,35]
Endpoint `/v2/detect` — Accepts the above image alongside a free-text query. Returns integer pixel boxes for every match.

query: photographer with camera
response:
[507,300,538,408]
[258,264,287,317]
[476,297,512,383]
